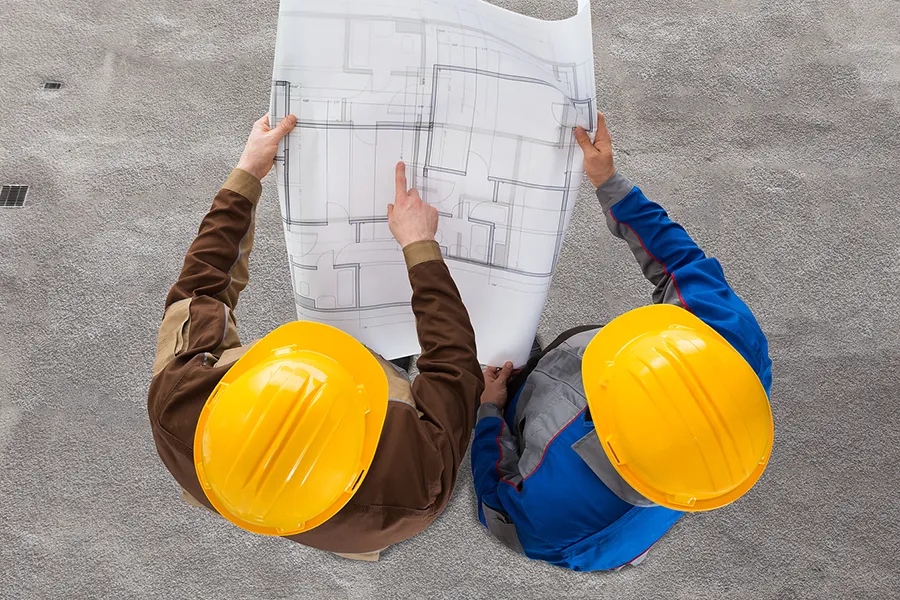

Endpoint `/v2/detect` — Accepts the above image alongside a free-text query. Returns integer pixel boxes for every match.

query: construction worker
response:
[148,113,483,561]
[471,113,774,571]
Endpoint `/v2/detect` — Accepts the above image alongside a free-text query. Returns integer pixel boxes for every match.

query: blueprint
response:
[270,0,596,365]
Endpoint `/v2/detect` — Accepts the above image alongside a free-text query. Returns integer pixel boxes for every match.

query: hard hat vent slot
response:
[350,469,365,491]
[606,441,622,465]
[209,383,226,402]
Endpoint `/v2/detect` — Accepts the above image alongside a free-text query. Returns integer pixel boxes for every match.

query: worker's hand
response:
[236,113,297,181]
[574,112,615,188]
[388,161,439,247]
[481,362,515,409]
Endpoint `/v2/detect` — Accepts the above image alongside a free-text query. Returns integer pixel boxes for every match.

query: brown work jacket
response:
[147,169,483,553]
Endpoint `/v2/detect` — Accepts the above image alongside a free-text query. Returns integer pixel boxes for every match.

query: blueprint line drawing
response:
[271,0,596,364]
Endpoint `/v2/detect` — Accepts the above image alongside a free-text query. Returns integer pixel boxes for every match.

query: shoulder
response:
[148,355,228,451]
[352,403,447,507]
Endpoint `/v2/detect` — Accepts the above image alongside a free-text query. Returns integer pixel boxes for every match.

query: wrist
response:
[399,235,435,248]
[597,169,615,186]
[236,162,265,182]
[589,168,615,188]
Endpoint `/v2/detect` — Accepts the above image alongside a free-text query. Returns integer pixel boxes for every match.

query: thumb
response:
[271,114,297,140]
[387,203,394,219]
[574,127,596,155]
[498,361,514,383]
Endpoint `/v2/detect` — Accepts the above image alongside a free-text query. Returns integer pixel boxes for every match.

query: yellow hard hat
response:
[582,304,773,512]
[193,321,388,536]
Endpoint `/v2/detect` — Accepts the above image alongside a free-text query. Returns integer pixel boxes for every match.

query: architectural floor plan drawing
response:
[270,0,596,364]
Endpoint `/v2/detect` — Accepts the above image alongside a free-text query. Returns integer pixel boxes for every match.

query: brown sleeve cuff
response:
[222,168,263,205]
[402,240,444,270]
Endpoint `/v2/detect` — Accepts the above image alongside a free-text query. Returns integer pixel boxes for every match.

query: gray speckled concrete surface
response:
[1,0,898,598]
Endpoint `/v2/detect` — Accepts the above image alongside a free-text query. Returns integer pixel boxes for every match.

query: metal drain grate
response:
[1,185,29,208]
[43,81,62,90]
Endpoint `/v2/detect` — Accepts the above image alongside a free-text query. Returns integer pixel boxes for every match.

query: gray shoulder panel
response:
[514,329,601,478]
[571,431,656,507]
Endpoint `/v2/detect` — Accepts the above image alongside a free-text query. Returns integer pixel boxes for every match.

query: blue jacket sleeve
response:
[470,403,520,526]
[598,172,773,391]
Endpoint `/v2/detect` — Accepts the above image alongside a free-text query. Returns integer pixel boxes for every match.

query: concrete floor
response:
[1,0,898,598]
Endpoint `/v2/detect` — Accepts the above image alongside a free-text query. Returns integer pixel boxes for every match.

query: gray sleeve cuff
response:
[477,402,504,422]
[595,170,635,212]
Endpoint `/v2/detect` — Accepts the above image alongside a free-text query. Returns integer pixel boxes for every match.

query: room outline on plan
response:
[270,0,595,359]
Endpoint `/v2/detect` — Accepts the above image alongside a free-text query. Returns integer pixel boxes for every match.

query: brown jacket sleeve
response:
[288,242,484,553]
[165,169,261,310]
[404,241,483,483]
[148,169,261,504]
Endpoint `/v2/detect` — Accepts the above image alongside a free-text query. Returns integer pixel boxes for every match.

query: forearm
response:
[471,403,524,545]
[471,406,509,510]
[406,241,484,465]
[166,168,262,310]
[600,173,706,288]
[599,175,772,387]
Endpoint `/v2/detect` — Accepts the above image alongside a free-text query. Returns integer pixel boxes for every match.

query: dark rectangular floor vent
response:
[43,81,62,90]
[1,185,29,207]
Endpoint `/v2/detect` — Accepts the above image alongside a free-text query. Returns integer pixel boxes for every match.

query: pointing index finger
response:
[395,161,408,195]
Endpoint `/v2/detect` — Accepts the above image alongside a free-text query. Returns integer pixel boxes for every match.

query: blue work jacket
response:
[470,172,773,571]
